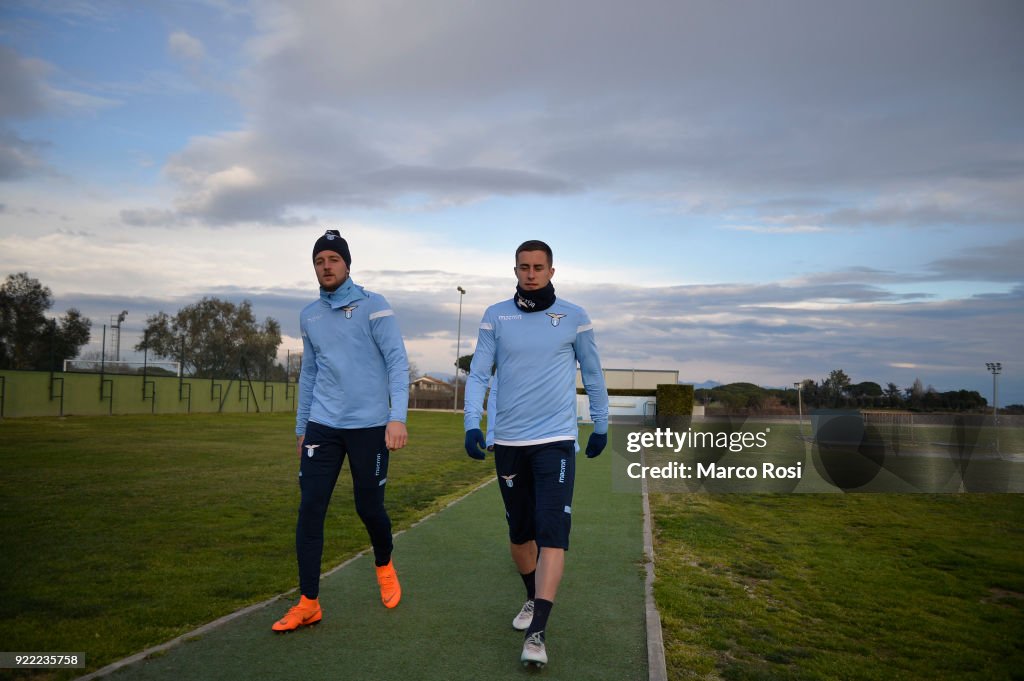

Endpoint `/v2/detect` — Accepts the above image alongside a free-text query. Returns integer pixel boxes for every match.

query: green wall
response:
[0,370,297,418]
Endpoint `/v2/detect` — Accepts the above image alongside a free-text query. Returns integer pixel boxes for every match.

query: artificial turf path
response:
[95,449,648,681]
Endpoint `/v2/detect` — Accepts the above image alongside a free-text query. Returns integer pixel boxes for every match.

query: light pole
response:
[454,286,466,412]
[794,381,803,434]
[986,362,1002,453]
[985,362,1001,425]
[111,310,128,362]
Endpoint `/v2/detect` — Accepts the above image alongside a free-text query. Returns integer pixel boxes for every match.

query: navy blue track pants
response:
[296,420,392,599]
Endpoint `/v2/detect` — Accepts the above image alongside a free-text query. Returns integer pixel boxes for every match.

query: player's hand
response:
[465,429,487,460]
[296,434,304,459]
[585,432,607,458]
[386,421,408,451]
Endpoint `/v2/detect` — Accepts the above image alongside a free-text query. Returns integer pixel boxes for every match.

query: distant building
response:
[576,367,679,390]
[411,375,452,393]
[575,367,703,422]
[410,375,455,410]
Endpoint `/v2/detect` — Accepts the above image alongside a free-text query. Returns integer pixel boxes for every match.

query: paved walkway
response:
[86,452,649,681]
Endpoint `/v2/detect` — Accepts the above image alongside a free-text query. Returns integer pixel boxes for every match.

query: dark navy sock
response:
[526,598,553,638]
[520,570,536,601]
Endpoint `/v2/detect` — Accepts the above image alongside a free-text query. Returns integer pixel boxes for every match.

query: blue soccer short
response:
[493,440,576,550]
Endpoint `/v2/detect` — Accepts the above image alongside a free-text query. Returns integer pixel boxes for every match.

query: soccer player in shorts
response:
[273,229,410,632]
[463,239,609,666]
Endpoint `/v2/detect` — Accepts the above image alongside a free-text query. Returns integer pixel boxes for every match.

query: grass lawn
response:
[636,420,1024,679]
[4,411,1022,681]
[0,410,488,680]
[651,494,1024,680]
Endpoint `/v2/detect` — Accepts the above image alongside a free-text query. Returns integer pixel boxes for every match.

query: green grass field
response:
[0,411,492,680]
[611,419,1024,678]
[3,412,1023,681]
[651,493,1024,680]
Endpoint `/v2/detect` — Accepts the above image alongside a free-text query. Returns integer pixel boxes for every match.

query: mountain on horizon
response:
[684,379,799,391]
[683,379,722,390]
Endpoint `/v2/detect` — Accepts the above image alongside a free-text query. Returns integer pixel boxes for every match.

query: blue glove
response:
[465,429,487,460]
[585,432,607,458]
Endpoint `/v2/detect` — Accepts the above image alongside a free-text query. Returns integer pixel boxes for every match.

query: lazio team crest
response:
[341,305,358,319]
[546,312,567,327]
[501,474,517,488]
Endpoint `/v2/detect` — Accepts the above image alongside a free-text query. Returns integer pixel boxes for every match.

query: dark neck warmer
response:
[514,282,556,313]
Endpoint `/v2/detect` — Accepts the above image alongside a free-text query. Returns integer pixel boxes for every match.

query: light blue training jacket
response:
[465,296,608,447]
[297,278,409,434]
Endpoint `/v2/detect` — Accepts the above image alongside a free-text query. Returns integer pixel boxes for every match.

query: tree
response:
[906,378,925,409]
[884,382,903,408]
[848,381,882,408]
[136,297,282,379]
[822,369,852,407]
[408,360,421,382]
[799,379,822,408]
[48,309,92,370]
[457,353,474,375]
[709,382,764,412]
[0,273,91,370]
[939,389,986,411]
[849,381,882,398]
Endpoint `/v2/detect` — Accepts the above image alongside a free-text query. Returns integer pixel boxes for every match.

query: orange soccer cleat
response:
[271,595,322,632]
[375,560,402,609]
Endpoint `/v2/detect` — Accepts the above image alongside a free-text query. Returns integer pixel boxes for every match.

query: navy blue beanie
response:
[312,229,351,266]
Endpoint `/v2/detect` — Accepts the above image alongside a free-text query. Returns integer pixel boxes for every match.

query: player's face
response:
[314,251,349,291]
[515,249,554,291]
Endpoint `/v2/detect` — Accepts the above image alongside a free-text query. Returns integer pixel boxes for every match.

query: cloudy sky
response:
[1,0,1021,404]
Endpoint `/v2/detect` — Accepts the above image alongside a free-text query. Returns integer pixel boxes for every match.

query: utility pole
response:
[453,286,466,412]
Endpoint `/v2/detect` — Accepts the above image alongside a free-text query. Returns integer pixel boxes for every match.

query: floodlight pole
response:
[985,362,1001,425]
[794,381,803,434]
[454,286,466,412]
[111,310,128,362]
[986,362,1001,453]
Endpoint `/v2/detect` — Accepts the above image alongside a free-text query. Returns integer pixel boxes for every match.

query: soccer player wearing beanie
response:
[463,239,609,667]
[273,229,410,632]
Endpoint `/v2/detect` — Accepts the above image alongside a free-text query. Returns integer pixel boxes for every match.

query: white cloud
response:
[0,130,49,180]
[0,45,117,118]
[168,31,206,62]
[122,0,1024,226]
[0,44,119,180]
[724,225,828,234]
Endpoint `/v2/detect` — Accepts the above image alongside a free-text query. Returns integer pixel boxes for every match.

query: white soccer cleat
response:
[521,631,548,667]
[513,599,535,631]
